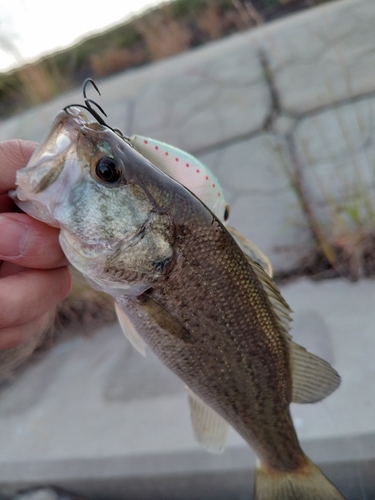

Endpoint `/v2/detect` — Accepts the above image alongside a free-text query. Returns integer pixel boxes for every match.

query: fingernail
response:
[0,216,29,257]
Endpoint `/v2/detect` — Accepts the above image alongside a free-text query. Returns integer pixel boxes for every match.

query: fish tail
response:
[254,457,345,500]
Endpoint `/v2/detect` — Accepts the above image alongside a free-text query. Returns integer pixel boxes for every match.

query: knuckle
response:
[0,288,23,329]
[0,267,71,332]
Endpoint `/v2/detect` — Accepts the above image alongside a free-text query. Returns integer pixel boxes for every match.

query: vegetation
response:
[277,123,375,282]
[0,0,334,117]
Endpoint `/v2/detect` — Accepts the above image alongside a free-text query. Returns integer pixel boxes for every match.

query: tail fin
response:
[254,458,345,500]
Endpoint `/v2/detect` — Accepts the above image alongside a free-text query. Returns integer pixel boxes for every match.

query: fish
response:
[10,83,344,499]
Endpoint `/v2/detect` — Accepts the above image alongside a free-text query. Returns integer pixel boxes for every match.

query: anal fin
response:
[187,387,229,454]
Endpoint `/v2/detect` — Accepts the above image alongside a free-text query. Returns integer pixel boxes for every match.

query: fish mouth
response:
[59,229,109,272]
[10,108,88,225]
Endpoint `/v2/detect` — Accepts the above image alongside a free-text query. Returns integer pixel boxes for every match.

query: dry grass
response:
[135,12,192,60]
[197,3,228,39]
[277,130,375,281]
[17,59,69,104]
[0,0,336,117]
[91,45,146,77]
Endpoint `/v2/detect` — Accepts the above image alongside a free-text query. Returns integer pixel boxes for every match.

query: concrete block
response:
[282,278,375,442]
[293,96,375,229]
[272,114,296,135]
[131,45,270,152]
[262,0,375,114]
[199,134,311,272]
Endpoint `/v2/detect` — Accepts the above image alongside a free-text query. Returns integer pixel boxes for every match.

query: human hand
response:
[0,140,72,350]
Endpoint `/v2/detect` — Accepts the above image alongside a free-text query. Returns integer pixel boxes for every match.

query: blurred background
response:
[0,0,331,117]
[1,1,375,499]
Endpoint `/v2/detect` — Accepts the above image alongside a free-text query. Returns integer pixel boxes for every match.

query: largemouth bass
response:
[10,83,344,499]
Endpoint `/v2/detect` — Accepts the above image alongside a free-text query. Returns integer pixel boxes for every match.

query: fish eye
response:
[224,205,230,221]
[95,157,122,184]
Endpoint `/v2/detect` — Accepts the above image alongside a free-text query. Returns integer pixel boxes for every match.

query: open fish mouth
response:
[9,108,87,226]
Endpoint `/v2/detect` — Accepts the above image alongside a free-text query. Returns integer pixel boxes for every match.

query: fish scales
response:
[118,193,303,472]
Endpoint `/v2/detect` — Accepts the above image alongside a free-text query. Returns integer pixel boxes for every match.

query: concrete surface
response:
[0,278,374,499]
[1,0,375,498]
[13,489,76,500]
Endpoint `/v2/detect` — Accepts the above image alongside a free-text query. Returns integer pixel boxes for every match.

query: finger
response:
[0,314,48,350]
[0,213,68,268]
[0,262,26,278]
[0,140,37,194]
[0,266,72,329]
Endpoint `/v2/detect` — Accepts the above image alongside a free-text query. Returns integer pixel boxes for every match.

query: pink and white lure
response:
[129,135,229,223]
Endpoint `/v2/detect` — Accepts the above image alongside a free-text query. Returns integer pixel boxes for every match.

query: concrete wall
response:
[1,0,374,273]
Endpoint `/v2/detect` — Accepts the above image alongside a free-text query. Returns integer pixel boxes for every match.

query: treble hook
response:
[64,78,110,127]
[83,78,101,100]
[82,79,108,121]
[63,78,132,146]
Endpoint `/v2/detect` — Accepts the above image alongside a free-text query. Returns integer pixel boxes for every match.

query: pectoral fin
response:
[115,302,147,356]
[187,387,229,454]
[138,295,194,344]
[227,225,273,277]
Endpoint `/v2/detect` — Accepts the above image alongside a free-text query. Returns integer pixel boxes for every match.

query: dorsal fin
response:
[227,225,273,277]
[248,260,340,403]
[250,260,292,339]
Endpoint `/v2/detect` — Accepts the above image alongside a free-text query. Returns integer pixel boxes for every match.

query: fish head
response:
[10,107,178,297]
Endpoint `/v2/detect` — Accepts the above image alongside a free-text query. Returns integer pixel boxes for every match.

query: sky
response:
[0,0,164,72]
